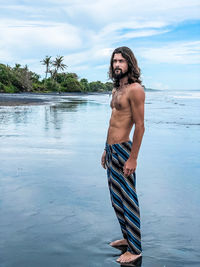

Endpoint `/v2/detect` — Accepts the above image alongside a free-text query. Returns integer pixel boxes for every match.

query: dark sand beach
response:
[0,96,46,106]
[0,92,89,106]
[0,91,200,267]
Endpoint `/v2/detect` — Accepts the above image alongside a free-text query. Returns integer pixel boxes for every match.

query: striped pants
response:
[105,141,142,255]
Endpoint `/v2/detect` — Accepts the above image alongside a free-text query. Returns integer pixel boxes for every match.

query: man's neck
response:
[119,76,128,88]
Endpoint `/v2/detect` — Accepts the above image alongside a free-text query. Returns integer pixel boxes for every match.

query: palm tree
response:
[40,56,52,79]
[14,63,21,70]
[24,64,29,71]
[49,69,57,80]
[52,56,67,80]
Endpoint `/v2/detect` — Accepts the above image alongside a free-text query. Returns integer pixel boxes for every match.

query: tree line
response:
[0,55,113,93]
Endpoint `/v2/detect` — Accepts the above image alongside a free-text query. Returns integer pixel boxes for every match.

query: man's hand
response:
[101,150,107,169]
[123,157,137,177]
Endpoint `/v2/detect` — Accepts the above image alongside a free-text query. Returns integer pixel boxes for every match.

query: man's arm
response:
[123,84,145,176]
[101,88,115,169]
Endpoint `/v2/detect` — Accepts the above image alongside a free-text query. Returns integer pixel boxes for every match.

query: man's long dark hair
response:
[109,46,142,88]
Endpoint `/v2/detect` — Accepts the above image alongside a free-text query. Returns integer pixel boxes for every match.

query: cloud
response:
[2,1,200,27]
[90,21,170,46]
[150,82,170,90]
[59,0,200,27]
[140,41,200,64]
[0,0,199,89]
[0,19,82,64]
[62,47,113,69]
[117,29,170,40]
[0,19,81,49]
[95,64,108,70]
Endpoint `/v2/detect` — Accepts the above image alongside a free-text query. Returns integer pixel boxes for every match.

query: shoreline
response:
[0,94,47,106]
[0,92,111,106]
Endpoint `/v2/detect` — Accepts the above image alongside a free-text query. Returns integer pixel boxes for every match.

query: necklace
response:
[117,82,129,91]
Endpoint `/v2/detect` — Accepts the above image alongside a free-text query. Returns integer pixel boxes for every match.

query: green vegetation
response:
[0,56,112,93]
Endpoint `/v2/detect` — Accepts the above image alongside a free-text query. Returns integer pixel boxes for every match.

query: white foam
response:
[173,92,200,99]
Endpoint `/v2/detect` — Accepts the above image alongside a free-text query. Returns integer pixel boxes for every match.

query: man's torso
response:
[107,84,135,144]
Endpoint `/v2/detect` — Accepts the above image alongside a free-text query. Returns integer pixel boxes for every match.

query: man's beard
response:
[113,68,128,80]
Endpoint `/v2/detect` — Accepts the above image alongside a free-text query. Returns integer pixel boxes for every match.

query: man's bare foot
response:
[109,239,128,247]
[116,251,142,263]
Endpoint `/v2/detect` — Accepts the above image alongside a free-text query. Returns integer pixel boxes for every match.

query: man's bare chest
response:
[110,90,129,110]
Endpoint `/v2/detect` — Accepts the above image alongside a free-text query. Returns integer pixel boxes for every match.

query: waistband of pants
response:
[105,140,132,150]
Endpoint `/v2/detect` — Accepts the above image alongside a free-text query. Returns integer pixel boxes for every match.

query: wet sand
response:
[0,97,46,106]
[0,92,109,106]
[0,93,83,106]
[0,91,200,267]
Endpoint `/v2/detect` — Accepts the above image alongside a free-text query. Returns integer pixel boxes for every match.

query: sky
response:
[0,0,200,90]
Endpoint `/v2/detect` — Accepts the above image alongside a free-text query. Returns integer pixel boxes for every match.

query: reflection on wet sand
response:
[113,246,142,267]
[120,256,142,267]
[51,99,88,111]
[0,99,88,132]
[44,100,88,131]
[0,107,32,125]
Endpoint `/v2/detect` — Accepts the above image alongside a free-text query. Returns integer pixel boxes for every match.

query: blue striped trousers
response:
[105,141,142,254]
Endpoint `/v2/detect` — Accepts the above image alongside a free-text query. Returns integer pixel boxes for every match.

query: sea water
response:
[0,90,200,267]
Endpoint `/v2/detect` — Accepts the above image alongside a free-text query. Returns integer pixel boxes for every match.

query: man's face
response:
[112,53,128,79]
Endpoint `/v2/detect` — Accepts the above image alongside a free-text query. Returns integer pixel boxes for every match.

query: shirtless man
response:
[101,46,145,264]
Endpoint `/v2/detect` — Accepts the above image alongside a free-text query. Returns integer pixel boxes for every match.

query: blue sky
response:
[0,0,200,90]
